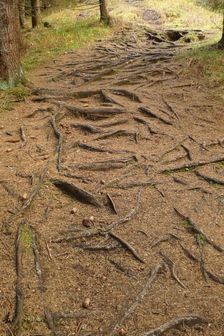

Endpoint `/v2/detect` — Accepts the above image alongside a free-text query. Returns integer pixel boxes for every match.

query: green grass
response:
[143,0,222,30]
[23,12,110,71]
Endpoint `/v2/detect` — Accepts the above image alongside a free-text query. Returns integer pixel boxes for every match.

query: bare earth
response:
[0,22,224,336]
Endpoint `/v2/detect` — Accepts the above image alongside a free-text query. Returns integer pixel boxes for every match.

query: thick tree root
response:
[139,107,173,125]
[142,315,207,336]
[51,179,101,207]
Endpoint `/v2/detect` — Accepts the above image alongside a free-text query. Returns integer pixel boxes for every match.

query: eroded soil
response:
[0,23,224,336]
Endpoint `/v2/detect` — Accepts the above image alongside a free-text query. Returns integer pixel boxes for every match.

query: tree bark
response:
[0,0,22,87]
[99,0,111,25]
[218,13,224,48]
[31,0,41,28]
[18,0,26,28]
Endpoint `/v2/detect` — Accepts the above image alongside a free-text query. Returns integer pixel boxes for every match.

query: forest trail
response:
[1,18,224,336]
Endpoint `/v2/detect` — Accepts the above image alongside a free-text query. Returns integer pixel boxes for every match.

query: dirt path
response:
[0,24,224,336]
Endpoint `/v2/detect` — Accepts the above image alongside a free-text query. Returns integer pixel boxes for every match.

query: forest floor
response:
[1,2,224,336]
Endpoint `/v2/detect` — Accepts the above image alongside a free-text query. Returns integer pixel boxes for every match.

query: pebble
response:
[71,207,77,214]
[22,193,28,200]
[118,328,128,335]
[82,298,90,309]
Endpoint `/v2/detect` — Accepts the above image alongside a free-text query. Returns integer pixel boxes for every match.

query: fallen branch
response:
[142,315,207,336]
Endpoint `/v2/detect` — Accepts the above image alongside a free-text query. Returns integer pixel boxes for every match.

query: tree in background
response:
[0,0,22,87]
[31,0,41,28]
[201,0,224,48]
[99,0,111,25]
[19,0,26,28]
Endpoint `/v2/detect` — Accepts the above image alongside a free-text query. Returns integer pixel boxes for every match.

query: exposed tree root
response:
[162,96,179,120]
[50,115,63,172]
[195,171,224,185]
[109,259,135,277]
[51,179,101,207]
[74,142,133,155]
[181,144,192,161]
[114,180,157,190]
[161,155,224,173]
[142,315,207,336]
[139,107,173,125]
[101,90,124,106]
[72,156,137,171]
[20,126,27,147]
[74,242,119,251]
[109,264,162,336]
[94,129,136,141]
[134,116,157,135]
[150,234,180,248]
[44,308,58,336]
[97,118,129,128]
[109,231,145,263]
[111,89,142,102]
[107,194,118,214]
[31,228,45,292]
[160,252,187,289]
[10,222,25,336]
[72,122,103,134]
[174,208,224,253]
[55,102,125,120]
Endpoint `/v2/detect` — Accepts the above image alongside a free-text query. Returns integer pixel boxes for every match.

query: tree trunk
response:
[31,0,41,28]
[0,0,22,87]
[99,0,110,25]
[18,0,26,28]
[218,13,224,48]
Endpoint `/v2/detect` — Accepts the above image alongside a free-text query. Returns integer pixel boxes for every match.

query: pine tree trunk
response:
[0,0,22,87]
[31,0,41,28]
[218,13,224,48]
[18,0,26,28]
[99,0,110,25]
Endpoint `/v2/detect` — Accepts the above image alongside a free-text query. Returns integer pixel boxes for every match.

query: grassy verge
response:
[0,5,111,112]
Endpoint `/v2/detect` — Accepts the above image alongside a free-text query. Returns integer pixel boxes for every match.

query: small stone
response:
[118,328,128,335]
[89,216,94,221]
[82,219,93,228]
[82,298,90,309]
[22,193,28,200]
[6,148,12,153]
[71,207,77,214]
[100,179,105,184]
